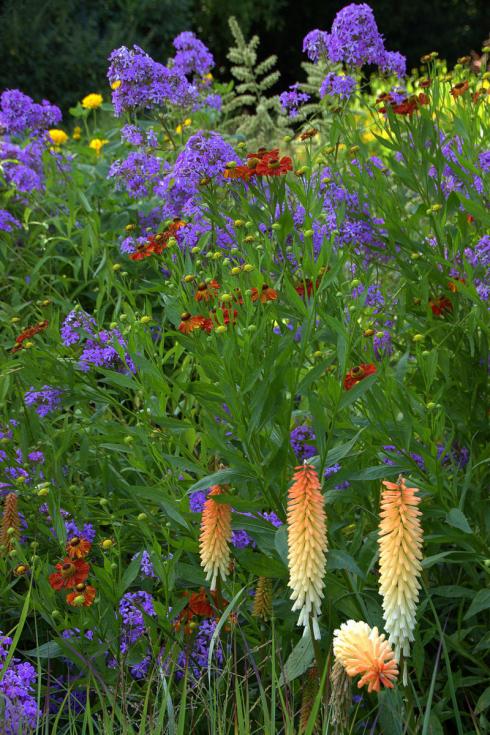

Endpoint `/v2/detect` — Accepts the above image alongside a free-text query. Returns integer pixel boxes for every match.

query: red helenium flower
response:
[343,363,377,391]
[49,558,90,590]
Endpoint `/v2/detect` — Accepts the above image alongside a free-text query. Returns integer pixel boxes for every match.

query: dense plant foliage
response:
[0,4,489,733]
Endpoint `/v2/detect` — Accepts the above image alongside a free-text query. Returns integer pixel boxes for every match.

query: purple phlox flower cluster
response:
[373,320,393,359]
[382,445,426,471]
[61,312,136,374]
[24,386,62,417]
[189,489,209,512]
[61,309,96,346]
[303,4,405,77]
[0,633,40,735]
[320,73,356,101]
[158,131,239,218]
[107,45,198,116]
[290,425,317,460]
[132,550,157,578]
[324,463,341,478]
[279,84,310,118]
[0,210,21,232]
[465,235,490,303]
[61,628,95,642]
[437,442,469,469]
[261,511,282,527]
[119,591,156,653]
[231,529,253,549]
[0,138,45,194]
[130,654,153,680]
[175,618,224,682]
[65,519,96,543]
[0,89,61,136]
[201,93,222,111]
[478,150,490,174]
[109,150,161,199]
[320,173,386,261]
[121,124,158,148]
[302,30,330,62]
[172,32,214,77]
[0,440,46,492]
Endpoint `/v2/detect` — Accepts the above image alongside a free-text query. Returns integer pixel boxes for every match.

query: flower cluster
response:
[49,531,96,607]
[24,386,62,417]
[0,633,40,735]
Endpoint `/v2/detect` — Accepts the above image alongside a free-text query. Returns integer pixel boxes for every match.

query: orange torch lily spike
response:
[287,463,327,639]
[378,476,423,684]
[199,485,232,590]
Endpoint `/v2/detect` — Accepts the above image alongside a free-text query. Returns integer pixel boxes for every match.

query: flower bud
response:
[52,610,62,619]
[271,223,281,231]
[191,246,200,254]
[37,487,49,497]
[231,267,241,275]
[221,293,233,302]
[363,329,375,337]
[243,264,254,272]
[120,314,128,321]
[247,324,257,332]
[137,513,147,521]
[10,316,20,323]
[212,251,223,260]
[72,595,86,607]
[351,279,361,287]
[303,229,314,238]
[234,219,244,227]
[215,325,227,334]
[222,258,230,266]
[426,402,437,410]
[412,334,425,342]
[313,351,322,358]
[140,315,151,324]
[123,435,133,444]
[112,263,122,271]
[167,236,177,247]
[102,539,113,550]
[99,498,109,506]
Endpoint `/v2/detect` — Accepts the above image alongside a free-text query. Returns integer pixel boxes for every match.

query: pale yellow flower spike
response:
[333,620,399,693]
[287,463,327,639]
[378,476,423,683]
[199,485,231,590]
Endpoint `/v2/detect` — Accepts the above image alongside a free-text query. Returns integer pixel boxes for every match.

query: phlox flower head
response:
[0,210,21,232]
[24,386,62,417]
[172,31,214,77]
[320,73,356,101]
[0,89,61,135]
[279,84,310,118]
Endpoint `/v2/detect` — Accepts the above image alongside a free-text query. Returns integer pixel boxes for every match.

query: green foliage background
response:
[1,0,489,111]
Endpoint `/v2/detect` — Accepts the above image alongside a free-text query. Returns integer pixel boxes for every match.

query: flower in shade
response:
[287,464,327,639]
[66,536,92,559]
[24,386,62,417]
[333,620,399,692]
[81,93,103,109]
[429,296,452,316]
[0,210,21,232]
[66,583,96,607]
[378,476,423,683]
[343,363,376,390]
[49,558,90,590]
[199,485,232,590]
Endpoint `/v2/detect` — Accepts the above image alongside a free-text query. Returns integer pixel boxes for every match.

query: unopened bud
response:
[137,513,147,521]
[102,539,113,550]
[413,334,425,342]
[243,264,254,272]
[231,267,241,275]
[112,263,122,271]
[215,325,227,334]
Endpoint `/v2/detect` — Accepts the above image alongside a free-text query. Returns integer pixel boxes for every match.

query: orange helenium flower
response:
[333,620,399,693]
[66,536,92,559]
[49,558,90,590]
[250,284,278,303]
[287,464,327,639]
[66,583,96,607]
[378,477,423,683]
[199,485,232,590]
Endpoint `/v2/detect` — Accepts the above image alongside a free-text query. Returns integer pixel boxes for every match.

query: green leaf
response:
[327,550,364,578]
[378,688,403,735]
[279,635,314,685]
[464,590,490,620]
[188,468,257,493]
[274,525,288,566]
[338,374,377,410]
[235,549,287,578]
[23,641,62,658]
[446,508,472,534]
[475,686,490,714]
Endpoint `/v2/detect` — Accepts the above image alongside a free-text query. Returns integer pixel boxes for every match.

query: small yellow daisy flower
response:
[48,129,68,146]
[89,138,109,156]
[82,93,103,110]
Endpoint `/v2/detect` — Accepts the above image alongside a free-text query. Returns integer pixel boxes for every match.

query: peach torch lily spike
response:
[199,485,232,590]
[333,620,399,693]
[378,476,423,684]
[287,463,327,639]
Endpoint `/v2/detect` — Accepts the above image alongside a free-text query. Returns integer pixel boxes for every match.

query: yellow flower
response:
[48,129,68,146]
[111,80,121,90]
[89,138,109,156]
[287,463,327,639]
[82,93,103,110]
[72,126,81,141]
